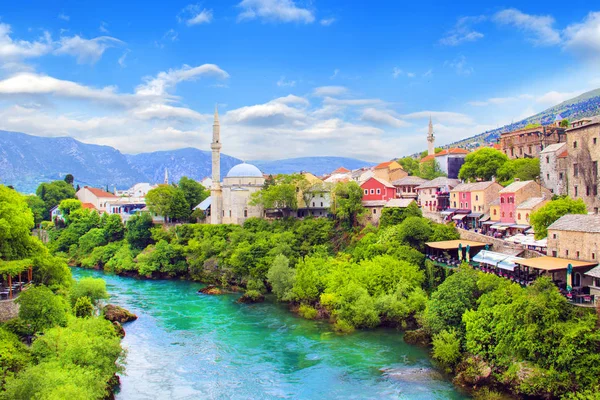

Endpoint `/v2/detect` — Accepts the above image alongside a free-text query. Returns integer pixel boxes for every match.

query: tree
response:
[458,148,508,182]
[0,185,41,261]
[25,195,46,225]
[419,159,446,180]
[397,157,420,176]
[267,255,295,301]
[396,216,433,251]
[146,185,190,221]
[496,158,540,185]
[64,174,74,186]
[560,118,569,128]
[73,296,94,318]
[69,277,108,307]
[331,181,365,228]
[126,213,154,250]
[101,213,125,242]
[58,198,82,224]
[178,176,209,210]
[35,180,76,220]
[16,286,68,333]
[380,202,422,227]
[530,196,587,239]
[170,189,191,221]
[250,177,299,217]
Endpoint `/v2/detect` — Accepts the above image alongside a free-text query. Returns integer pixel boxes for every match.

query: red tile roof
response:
[331,167,351,174]
[493,144,501,150]
[557,150,568,158]
[81,203,97,210]
[84,186,117,198]
[374,161,393,169]
[435,148,469,156]
[419,154,436,163]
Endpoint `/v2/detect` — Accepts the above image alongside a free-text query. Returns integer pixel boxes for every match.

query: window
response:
[574,141,578,148]
[364,189,368,195]
[312,202,315,207]
[244,209,248,217]
[509,212,513,218]
[595,208,599,215]
[501,197,505,204]
[594,161,598,177]
[373,209,377,214]
[593,253,596,260]
[370,189,374,194]
[528,146,532,154]
[587,186,591,196]
[526,213,529,221]
[511,148,514,157]
[222,210,225,216]
[460,202,463,208]
[546,156,550,164]
[576,251,580,259]
[475,195,479,201]
[502,212,505,217]
[462,193,466,199]
[594,138,598,145]
[552,250,557,257]
[320,202,323,207]
[559,172,564,180]
[547,174,550,180]
[493,209,497,215]
[229,210,232,217]
[453,201,457,207]
[518,213,521,220]
[553,233,557,239]
[575,186,578,197]
[566,249,569,256]
[519,148,523,155]
[574,272,581,287]
[376,188,381,194]
[573,163,579,177]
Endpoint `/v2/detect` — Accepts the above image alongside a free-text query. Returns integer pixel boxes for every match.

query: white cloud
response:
[323,96,384,106]
[423,69,433,78]
[136,64,229,96]
[402,111,475,126]
[320,18,336,26]
[58,13,70,22]
[392,67,415,78]
[361,108,410,128]
[54,35,124,64]
[312,86,347,97]
[131,104,208,121]
[493,8,561,46]
[276,76,296,87]
[179,5,214,26]
[563,12,600,57]
[0,23,53,61]
[440,16,485,46]
[118,49,130,68]
[536,90,584,106]
[444,55,473,76]
[237,0,315,23]
[468,93,533,106]
[99,22,109,33]
[224,96,308,126]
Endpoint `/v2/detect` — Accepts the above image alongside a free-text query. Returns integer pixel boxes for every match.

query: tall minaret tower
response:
[427,116,435,156]
[164,168,169,185]
[210,105,223,224]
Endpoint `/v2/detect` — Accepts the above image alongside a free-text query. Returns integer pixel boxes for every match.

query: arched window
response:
[526,213,529,221]
[574,272,582,287]
[509,212,513,218]
[475,195,479,201]
[493,209,497,215]
[502,212,505,217]
[244,209,248,217]
[501,197,505,204]
[518,213,521,219]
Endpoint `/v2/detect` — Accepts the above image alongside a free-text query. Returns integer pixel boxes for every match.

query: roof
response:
[81,203,97,210]
[557,150,568,158]
[226,163,263,178]
[425,239,489,250]
[385,199,416,208]
[362,200,387,207]
[332,167,351,174]
[585,265,600,278]
[451,181,499,192]
[194,196,212,211]
[83,186,117,198]
[374,161,394,169]
[435,148,469,156]
[392,176,427,186]
[490,198,500,206]
[548,214,600,233]
[499,180,535,194]
[419,154,436,163]
[567,116,600,131]
[493,144,501,150]
[516,256,597,271]
[416,177,461,190]
[540,142,567,154]
[363,176,395,189]
[516,197,547,210]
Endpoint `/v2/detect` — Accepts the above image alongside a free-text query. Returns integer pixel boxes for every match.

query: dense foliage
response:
[496,158,540,185]
[530,196,588,239]
[458,148,508,182]
[145,176,209,222]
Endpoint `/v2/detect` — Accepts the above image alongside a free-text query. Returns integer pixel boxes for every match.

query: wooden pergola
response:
[0,259,33,300]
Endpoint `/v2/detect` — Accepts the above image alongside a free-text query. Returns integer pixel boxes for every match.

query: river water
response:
[72,268,469,400]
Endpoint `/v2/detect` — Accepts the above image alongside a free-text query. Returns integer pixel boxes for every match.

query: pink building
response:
[361,177,396,202]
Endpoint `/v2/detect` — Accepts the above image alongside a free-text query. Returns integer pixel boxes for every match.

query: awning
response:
[472,250,525,271]
[467,212,484,218]
[455,209,471,214]
[491,224,511,231]
[480,214,490,222]
[452,214,467,220]
[525,227,535,235]
[482,220,496,226]
[511,224,530,229]
[516,256,598,271]
[194,196,212,211]
[585,266,600,278]
[426,239,489,250]
[440,210,454,216]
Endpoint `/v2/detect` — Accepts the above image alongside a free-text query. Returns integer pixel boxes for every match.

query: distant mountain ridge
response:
[0,131,373,193]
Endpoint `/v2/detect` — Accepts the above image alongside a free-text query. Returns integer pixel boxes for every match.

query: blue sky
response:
[0,1,599,161]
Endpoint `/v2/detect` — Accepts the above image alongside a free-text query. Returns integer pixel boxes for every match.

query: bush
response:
[267,254,295,301]
[16,286,68,333]
[432,329,461,370]
[70,277,108,307]
[333,319,355,334]
[0,327,31,388]
[73,296,94,318]
[298,304,318,320]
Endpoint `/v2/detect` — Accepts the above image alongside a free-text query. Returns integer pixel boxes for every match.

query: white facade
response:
[76,186,117,212]
[221,164,265,225]
[115,183,155,198]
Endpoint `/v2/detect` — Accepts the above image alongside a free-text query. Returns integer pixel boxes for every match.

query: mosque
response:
[209,107,265,225]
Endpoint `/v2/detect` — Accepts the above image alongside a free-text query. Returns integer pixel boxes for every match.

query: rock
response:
[381,366,444,382]
[403,329,431,346]
[112,321,125,338]
[199,285,223,295]
[454,355,492,386]
[104,304,138,324]
[237,290,265,304]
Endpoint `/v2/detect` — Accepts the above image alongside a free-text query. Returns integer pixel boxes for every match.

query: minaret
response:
[164,168,169,185]
[427,116,435,156]
[210,105,223,224]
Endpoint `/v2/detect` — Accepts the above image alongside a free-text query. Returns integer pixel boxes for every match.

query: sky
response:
[0,1,599,162]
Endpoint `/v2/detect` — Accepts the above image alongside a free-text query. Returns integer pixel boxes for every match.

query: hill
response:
[0,131,372,193]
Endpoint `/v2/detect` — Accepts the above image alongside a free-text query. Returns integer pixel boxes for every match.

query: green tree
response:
[70,277,108,307]
[35,180,76,219]
[58,198,82,225]
[560,118,569,128]
[101,213,125,242]
[178,176,209,210]
[16,286,68,333]
[25,195,45,225]
[169,189,191,222]
[73,296,94,318]
[380,202,422,227]
[496,158,540,185]
[0,185,41,261]
[458,148,508,182]
[251,180,299,217]
[331,181,365,228]
[530,196,587,239]
[126,213,154,250]
[396,216,433,251]
[145,185,177,219]
[397,157,420,176]
[432,329,462,370]
[0,327,31,389]
[418,159,446,180]
[64,174,74,186]
[267,254,295,301]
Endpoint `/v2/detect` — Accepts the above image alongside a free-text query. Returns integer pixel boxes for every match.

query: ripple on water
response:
[72,268,469,400]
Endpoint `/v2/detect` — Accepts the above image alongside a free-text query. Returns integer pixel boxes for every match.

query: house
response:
[115,183,155,198]
[200,177,213,189]
[500,124,566,159]
[415,177,460,211]
[363,200,387,225]
[499,180,551,223]
[351,167,374,184]
[433,148,469,179]
[361,177,396,202]
[547,214,600,292]
[540,143,567,195]
[76,186,118,212]
[296,172,331,218]
[515,197,549,226]
[331,166,351,174]
[450,181,503,214]
[392,176,427,199]
[324,170,352,184]
[384,198,416,209]
[373,161,407,183]
[565,116,600,213]
[106,198,146,223]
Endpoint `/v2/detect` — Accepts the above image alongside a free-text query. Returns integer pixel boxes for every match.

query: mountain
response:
[448,88,600,149]
[0,131,372,193]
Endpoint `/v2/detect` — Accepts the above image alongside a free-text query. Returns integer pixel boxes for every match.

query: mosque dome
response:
[226,163,263,178]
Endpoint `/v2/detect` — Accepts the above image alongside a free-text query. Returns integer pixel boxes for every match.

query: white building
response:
[115,183,156,198]
[76,186,118,212]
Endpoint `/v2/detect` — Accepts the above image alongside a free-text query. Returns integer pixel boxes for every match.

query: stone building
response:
[499,124,566,160]
[547,214,600,288]
[515,197,548,226]
[415,177,460,211]
[450,181,503,214]
[499,180,552,224]
[373,161,407,182]
[565,116,600,213]
[540,142,567,195]
[392,176,427,199]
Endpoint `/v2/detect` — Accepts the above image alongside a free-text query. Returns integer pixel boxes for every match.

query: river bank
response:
[72,268,470,399]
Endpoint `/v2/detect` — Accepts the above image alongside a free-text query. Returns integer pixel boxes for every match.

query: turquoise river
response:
[72,268,470,400]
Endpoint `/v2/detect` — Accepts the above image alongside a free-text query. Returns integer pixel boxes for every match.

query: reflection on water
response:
[72,268,469,400]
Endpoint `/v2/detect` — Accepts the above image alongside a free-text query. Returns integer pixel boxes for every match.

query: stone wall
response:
[422,211,444,224]
[457,228,530,255]
[0,299,19,322]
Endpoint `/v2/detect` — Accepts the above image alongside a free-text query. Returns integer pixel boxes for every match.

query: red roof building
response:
[360,177,396,202]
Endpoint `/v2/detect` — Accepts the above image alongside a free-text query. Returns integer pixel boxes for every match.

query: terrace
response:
[425,239,490,268]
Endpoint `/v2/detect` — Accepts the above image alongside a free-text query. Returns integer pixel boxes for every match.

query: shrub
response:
[16,286,68,333]
[333,319,355,334]
[73,296,94,318]
[298,304,318,320]
[267,254,295,301]
[432,329,462,370]
[70,277,108,307]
